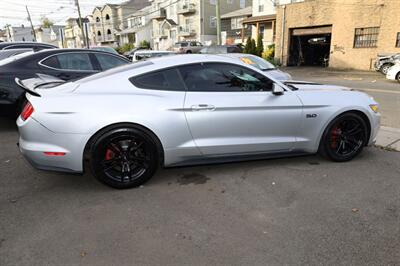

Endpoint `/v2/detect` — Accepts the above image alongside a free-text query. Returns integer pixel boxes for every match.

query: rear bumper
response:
[17,116,90,173]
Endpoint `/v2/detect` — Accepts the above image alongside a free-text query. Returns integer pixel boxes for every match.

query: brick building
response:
[274,0,400,70]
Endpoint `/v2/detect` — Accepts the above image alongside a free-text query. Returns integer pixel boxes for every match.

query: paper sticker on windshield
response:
[240,57,255,65]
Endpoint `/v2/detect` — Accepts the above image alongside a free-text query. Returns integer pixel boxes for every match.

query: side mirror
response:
[272,84,285,95]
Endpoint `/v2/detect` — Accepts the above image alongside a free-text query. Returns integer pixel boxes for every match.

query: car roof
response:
[0,42,56,49]
[134,50,174,54]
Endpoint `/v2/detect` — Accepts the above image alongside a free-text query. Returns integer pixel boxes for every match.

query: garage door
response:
[291,26,332,36]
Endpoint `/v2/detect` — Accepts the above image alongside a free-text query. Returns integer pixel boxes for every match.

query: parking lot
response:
[1,68,400,265]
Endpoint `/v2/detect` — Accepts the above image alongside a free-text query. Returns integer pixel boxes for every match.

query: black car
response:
[0,42,57,51]
[199,45,243,54]
[0,49,130,116]
[0,48,33,61]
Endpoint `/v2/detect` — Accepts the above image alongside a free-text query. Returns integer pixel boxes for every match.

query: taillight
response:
[21,101,34,121]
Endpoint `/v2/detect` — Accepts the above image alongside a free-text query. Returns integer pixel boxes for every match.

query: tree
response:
[250,38,257,55]
[256,34,264,57]
[243,36,252,54]
[140,40,150,49]
[40,16,54,28]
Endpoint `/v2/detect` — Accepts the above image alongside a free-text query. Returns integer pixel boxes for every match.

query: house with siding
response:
[92,0,150,47]
[221,6,252,45]
[150,0,252,51]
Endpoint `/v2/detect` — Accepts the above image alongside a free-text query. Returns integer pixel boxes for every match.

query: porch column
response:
[256,22,259,38]
[271,20,275,42]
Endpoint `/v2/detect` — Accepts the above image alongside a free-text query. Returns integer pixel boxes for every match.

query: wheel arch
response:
[318,109,372,150]
[83,122,165,169]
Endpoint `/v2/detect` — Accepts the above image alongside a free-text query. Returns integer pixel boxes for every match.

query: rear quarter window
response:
[130,68,185,91]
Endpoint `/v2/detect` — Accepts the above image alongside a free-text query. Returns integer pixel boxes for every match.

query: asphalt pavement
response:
[1,110,400,265]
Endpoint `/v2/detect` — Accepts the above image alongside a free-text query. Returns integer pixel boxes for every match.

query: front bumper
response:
[368,112,381,146]
[17,116,90,173]
[386,68,398,80]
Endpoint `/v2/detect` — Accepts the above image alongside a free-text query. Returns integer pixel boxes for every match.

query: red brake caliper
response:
[105,149,114,160]
[331,127,339,149]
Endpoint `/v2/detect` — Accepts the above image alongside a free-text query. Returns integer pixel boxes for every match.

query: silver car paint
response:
[17,54,380,173]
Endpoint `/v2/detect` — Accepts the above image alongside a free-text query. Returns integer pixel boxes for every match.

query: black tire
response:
[396,72,400,83]
[186,50,192,54]
[380,64,393,75]
[319,113,368,162]
[89,126,159,189]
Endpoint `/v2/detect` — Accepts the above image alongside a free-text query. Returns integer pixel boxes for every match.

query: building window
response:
[105,14,110,20]
[227,0,233,4]
[240,0,246,8]
[210,16,216,28]
[97,31,101,36]
[396,32,400,47]
[353,27,379,48]
[210,0,216,5]
[258,4,264,12]
[96,17,100,22]
[231,17,244,30]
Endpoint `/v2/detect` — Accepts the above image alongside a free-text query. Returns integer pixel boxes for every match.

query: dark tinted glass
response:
[95,53,127,70]
[131,68,185,91]
[56,53,94,70]
[42,56,60,68]
[178,63,273,92]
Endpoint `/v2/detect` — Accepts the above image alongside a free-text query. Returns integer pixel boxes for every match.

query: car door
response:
[39,52,98,80]
[92,52,129,71]
[179,62,303,156]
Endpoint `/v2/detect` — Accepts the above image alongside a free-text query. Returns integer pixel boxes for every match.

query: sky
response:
[0,0,127,28]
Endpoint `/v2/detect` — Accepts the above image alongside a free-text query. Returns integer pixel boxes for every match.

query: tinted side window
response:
[55,53,94,71]
[178,63,273,92]
[130,68,185,91]
[95,53,128,70]
[41,56,60,68]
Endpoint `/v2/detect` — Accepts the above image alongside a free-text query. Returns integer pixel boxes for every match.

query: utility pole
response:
[26,6,37,42]
[75,0,88,48]
[215,0,221,45]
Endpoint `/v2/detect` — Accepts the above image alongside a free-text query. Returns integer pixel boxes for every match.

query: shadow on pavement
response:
[0,117,17,132]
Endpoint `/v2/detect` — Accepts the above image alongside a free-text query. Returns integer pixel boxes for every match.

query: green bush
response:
[256,35,264,57]
[116,43,135,54]
[139,40,150,49]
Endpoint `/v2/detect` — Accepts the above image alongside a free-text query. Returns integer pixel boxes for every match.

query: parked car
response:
[221,53,292,80]
[124,47,149,60]
[173,41,203,54]
[374,53,400,74]
[0,48,33,61]
[0,42,57,51]
[132,50,175,61]
[199,45,243,54]
[16,54,380,189]
[90,46,119,55]
[386,63,400,83]
[0,49,130,116]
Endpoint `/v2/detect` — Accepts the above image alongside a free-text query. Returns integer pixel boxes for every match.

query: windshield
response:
[239,55,276,70]
[0,51,34,66]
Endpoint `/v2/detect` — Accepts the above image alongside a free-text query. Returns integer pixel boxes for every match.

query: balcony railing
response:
[151,8,166,20]
[179,25,195,37]
[178,2,196,15]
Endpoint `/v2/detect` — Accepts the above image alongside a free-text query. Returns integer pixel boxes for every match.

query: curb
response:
[376,126,400,151]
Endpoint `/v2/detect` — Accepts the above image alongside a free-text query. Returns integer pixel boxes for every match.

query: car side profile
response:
[17,55,380,189]
[0,48,130,116]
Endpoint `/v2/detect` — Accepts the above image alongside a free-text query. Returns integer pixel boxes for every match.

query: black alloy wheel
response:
[320,113,368,162]
[90,127,159,189]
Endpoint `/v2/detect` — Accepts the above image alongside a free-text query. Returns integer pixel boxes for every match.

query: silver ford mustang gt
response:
[16,54,380,189]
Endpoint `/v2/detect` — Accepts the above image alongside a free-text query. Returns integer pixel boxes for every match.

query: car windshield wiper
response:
[262,68,277,71]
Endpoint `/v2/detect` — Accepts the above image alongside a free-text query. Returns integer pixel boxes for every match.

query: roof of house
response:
[242,14,276,24]
[221,6,252,19]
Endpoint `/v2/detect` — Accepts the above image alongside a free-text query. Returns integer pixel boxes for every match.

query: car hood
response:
[264,69,292,81]
[284,81,352,92]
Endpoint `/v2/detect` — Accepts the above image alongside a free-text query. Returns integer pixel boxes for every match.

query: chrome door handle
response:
[191,104,216,111]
